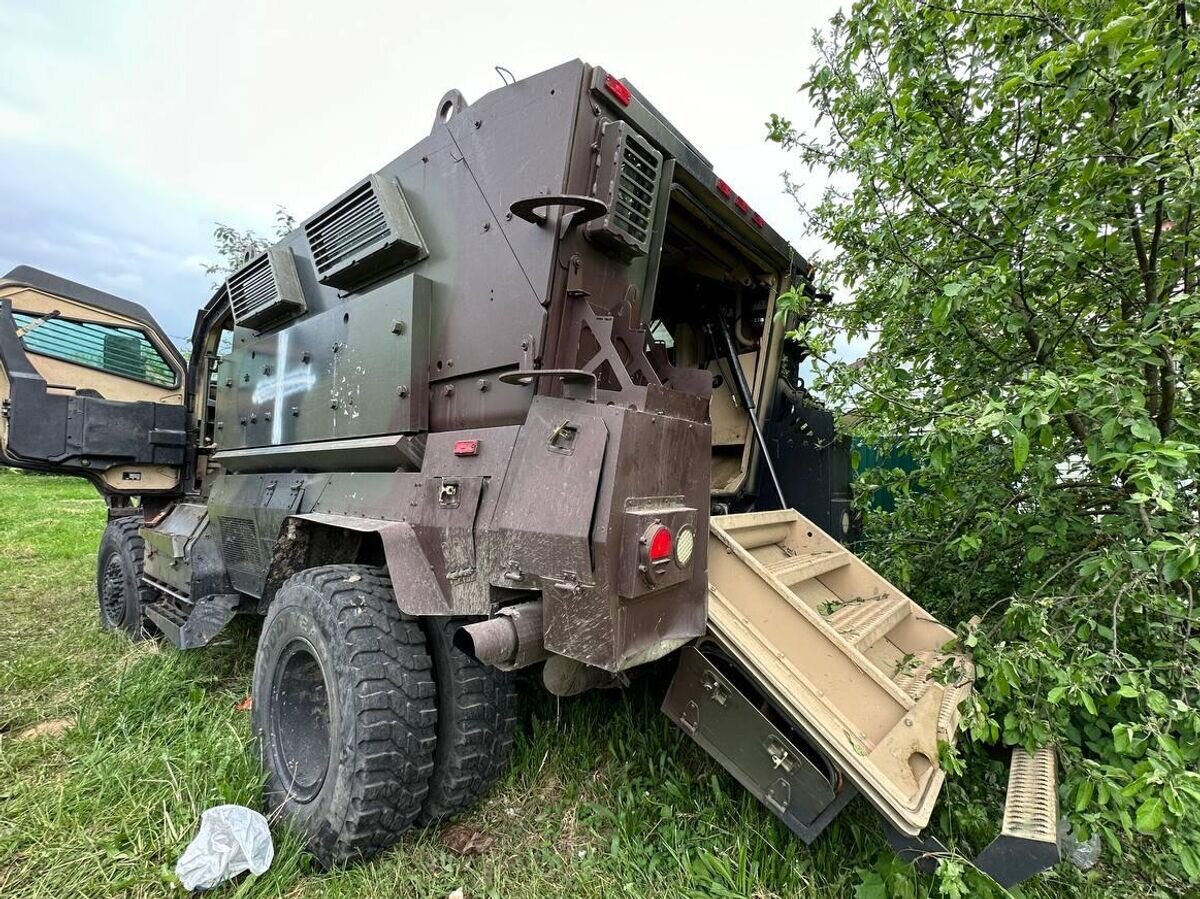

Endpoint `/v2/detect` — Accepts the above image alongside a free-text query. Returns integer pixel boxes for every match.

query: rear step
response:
[883,745,1061,886]
[827,594,910,651]
[144,589,240,650]
[700,509,973,836]
[974,746,1061,887]
[763,549,850,586]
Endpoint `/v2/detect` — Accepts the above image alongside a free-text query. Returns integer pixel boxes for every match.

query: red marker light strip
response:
[714,178,733,199]
[453,439,479,457]
[604,74,632,107]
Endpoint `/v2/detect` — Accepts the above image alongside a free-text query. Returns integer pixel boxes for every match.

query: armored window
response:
[11,311,178,388]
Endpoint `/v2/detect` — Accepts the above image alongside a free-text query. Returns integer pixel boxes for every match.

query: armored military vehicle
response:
[0,60,1060,885]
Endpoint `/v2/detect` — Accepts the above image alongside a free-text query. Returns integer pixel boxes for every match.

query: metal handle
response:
[509,194,607,229]
[499,368,597,401]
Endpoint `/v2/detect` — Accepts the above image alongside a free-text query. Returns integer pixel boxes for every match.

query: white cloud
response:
[3,0,846,338]
[181,253,213,272]
[6,0,840,233]
[96,271,144,291]
[0,100,42,141]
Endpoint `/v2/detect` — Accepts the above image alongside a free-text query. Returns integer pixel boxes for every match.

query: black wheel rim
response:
[270,639,332,802]
[100,554,126,628]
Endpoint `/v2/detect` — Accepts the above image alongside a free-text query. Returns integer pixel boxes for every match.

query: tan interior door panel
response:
[0,268,188,495]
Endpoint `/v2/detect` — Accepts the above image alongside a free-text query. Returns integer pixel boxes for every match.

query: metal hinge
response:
[679,699,700,735]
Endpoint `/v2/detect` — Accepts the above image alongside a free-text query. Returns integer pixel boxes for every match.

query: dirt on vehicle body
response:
[0,60,1059,886]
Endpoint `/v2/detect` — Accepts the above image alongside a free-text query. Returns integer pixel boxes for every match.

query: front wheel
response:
[96,516,153,639]
[251,565,437,867]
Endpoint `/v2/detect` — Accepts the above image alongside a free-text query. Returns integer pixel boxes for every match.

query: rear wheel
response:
[252,565,437,867]
[419,617,519,824]
[95,516,153,639]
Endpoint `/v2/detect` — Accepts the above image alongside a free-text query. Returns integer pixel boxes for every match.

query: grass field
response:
[0,470,1114,898]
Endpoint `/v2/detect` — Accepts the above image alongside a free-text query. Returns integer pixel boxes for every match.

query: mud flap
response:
[662,644,856,843]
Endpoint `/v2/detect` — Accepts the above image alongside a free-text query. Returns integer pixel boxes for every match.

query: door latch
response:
[764,734,795,773]
[701,671,730,706]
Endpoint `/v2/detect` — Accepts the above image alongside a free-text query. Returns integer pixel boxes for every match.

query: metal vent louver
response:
[226,246,306,331]
[587,121,664,260]
[304,173,427,291]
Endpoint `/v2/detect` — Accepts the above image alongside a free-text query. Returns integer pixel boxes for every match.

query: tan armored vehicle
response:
[0,60,1059,886]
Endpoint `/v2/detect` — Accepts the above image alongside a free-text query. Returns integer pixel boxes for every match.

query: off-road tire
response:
[419,617,519,824]
[252,565,437,867]
[95,516,153,639]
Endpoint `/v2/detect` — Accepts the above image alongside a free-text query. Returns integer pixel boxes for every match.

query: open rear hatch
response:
[667,508,974,840]
[696,509,972,835]
[662,508,1062,886]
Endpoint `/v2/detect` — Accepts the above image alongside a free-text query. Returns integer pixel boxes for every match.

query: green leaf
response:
[854,871,888,899]
[932,294,952,327]
[1180,843,1200,880]
[1026,544,1046,563]
[1162,558,1180,581]
[1081,691,1098,715]
[1012,431,1030,473]
[1135,796,1165,833]
[1130,419,1161,443]
[942,282,965,297]
[1075,780,1095,813]
[1099,14,1138,47]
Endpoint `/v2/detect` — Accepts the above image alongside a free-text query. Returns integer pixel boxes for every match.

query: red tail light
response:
[647,525,674,563]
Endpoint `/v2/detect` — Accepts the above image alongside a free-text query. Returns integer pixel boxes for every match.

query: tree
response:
[771,0,1199,891]
[204,205,295,286]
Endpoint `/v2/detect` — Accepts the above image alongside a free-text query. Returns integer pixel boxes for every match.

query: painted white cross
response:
[250,331,316,444]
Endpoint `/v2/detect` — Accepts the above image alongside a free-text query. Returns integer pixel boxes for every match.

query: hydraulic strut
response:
[707,313,787,508]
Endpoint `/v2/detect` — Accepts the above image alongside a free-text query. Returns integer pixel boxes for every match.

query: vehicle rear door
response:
[0,266,188,495]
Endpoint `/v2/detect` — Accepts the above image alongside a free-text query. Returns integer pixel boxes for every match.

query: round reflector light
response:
[647,526,673,563]
[675,526,695,567]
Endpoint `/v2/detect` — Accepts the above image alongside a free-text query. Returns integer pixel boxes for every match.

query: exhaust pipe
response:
[453,600,547,671]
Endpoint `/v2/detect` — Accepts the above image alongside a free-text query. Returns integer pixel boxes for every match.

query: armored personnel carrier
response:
[0,60,1059,886]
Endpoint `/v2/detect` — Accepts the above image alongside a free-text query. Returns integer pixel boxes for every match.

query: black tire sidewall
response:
[97,524,145,637]
[419,616,517,824]
[252,584,347,842]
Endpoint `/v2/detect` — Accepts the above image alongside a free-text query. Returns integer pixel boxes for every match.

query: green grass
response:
[0,470,1120,898]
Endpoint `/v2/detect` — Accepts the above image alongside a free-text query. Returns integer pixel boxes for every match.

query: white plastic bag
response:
[175,804,274,891]
[1058,816,1102,871]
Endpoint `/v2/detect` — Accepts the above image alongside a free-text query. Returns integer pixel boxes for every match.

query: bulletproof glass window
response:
[11,311,178,388]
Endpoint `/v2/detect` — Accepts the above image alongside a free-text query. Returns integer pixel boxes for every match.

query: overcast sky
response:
[0,0,842,342]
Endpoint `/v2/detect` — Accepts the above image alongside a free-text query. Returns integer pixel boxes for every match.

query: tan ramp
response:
[706,510,974,836]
